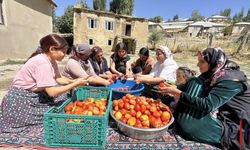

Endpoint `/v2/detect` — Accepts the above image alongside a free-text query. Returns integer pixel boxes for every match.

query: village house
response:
[206,15,229,23]
[187,21,226,37]
[232,22,250,36]
[148,21,163,32]
[159,21,194,37]
[0,0,56,59]
[73,5,149,54]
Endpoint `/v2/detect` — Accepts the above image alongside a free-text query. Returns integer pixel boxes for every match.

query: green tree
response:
[148,29,165,50]
[243,8,250,22]
[56,5,74,33]
[110,0,134,16]
[93,0,106,11]
[233,8,244,23]
[190,10,204,21]
[148,16,163,23]
[220,8,231,17]
[55,1,88,33]
[173,14,179,21]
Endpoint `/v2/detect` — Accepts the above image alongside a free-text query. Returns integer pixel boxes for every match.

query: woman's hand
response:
[159,85,181,96]
[134,75,144,84]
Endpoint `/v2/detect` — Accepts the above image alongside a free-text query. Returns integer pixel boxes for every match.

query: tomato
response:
[159,82,167,88]
[65,103,73,112]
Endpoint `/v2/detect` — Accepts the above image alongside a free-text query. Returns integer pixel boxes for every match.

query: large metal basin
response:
[110,107,174,140]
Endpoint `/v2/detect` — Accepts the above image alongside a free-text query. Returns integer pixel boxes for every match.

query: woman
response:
[0,34,88,133]
[110,42,131,77]
[135,46,178,85]
[62,44,111,86]
[90,46,114,79]
[131,47,155,75]
[159,48,250,149]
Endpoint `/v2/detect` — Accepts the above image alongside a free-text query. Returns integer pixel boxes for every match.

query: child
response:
[0,34,88,133]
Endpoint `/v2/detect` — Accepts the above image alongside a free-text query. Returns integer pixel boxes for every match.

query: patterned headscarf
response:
[199,47,228,88]
[158,46,173,59]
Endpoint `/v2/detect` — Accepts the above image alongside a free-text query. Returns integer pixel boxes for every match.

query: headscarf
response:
[158,46,173,59]
[199,48,229,88]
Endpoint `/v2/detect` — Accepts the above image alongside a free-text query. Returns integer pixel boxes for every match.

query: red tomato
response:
[159,82,167,88]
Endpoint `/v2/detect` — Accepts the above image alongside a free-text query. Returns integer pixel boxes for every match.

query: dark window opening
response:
[108,40,112,46]
[125,24,131,36]
[89,39,93,45]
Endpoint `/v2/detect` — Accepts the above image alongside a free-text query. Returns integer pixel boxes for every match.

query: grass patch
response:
[0,59,25,66]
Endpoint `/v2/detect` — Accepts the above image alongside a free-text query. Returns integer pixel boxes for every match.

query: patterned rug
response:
[0,124,220,150]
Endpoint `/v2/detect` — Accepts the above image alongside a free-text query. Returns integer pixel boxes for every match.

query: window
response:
[88,18,97,29]
[89,39,93,45]
[0,0,4,25]
[108,39,112,46]
[105,20,114,31]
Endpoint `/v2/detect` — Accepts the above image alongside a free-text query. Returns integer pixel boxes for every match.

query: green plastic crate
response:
[44,86,112,148]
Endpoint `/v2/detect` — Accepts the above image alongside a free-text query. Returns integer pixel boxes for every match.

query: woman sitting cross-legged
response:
[0,34,88,133]
[159,47,250,149]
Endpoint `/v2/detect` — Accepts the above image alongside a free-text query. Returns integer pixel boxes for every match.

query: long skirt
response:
[0,86,68,133]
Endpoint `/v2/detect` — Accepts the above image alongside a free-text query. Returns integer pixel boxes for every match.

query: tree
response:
[220,8,231,17]
[93,0,106,11]
[55,1,88,33]
[190,10,204,21]
[110,0,134,16]
[243,8,250,22]
[233,8,244,23]
[148,29,165,50]
[173,14,179,21]
[148,16,163,23]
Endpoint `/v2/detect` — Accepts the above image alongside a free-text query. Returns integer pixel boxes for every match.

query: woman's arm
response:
[125,60,132,76]
[45,78,88,97]
[135,74,164,84]
[88,75,110,86]
[55,76,75,85]
[160,80,243,112]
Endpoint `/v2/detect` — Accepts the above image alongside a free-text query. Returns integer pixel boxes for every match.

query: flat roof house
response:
[73,5,149,54]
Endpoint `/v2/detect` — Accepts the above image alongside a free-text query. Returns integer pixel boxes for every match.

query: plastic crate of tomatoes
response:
[44,86,112,149]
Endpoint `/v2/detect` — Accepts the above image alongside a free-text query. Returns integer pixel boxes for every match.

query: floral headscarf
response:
[199,47,228,88]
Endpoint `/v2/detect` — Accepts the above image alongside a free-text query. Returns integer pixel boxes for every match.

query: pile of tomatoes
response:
[114,87,130,91]
[64,98,107,122]
[112,94,172,128]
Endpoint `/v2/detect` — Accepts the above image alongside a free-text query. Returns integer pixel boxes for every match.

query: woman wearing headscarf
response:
[62,44,111,86]
[135,46,178,84]
[89,46,114,79]
[131,47,155,75]
[159,47,250,149]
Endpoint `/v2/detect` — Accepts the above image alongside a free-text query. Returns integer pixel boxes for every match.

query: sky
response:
[54,0,250,21]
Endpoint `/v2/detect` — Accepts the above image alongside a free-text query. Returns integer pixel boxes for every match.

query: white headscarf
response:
[158,46,173,59]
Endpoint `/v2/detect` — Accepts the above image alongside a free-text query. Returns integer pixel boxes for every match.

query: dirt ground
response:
[0,52,249,103]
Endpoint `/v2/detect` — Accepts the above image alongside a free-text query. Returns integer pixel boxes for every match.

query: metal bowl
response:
[110,107,174,140]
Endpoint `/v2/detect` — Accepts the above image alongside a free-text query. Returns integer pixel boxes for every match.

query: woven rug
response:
[0,125,220,150]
